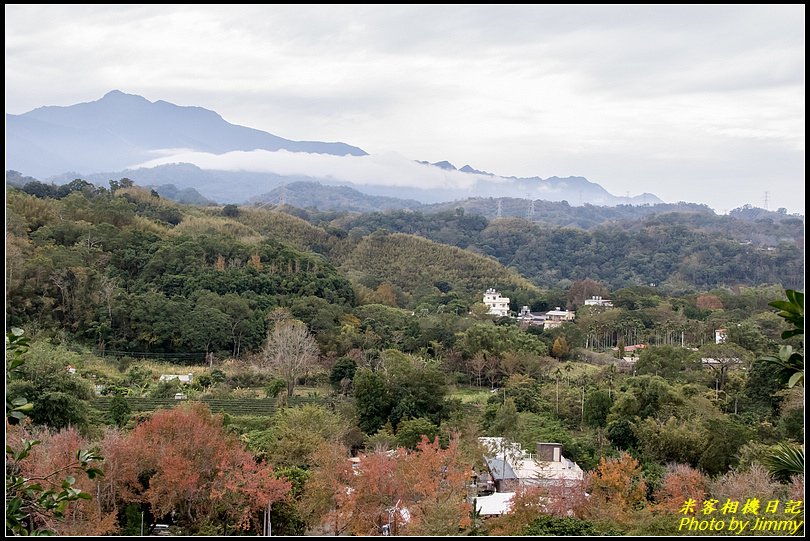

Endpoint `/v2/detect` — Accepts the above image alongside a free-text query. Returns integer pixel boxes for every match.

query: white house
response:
[483,288,510,317]
[584,295,613,307]
[517,306,547,327]
[715,329,727,344]
[479,437,584,491]
[543,308,575,330]
[159,373,194,384]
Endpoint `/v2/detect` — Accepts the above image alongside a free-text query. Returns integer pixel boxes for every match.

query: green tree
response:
[583,389,612,428]
[354,369,391,434]
[697,418,753,475]
[395,417,440,449]
[490,398,519,438]
[248,405,347,468]
[6,351,94,432]
[635,346,700,379]
[108,395,131,427]
[523,515,598,536]
[329,357,357,394]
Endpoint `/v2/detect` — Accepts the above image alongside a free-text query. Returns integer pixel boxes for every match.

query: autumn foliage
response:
[100,403,289,533]
[487,480,589,535]
[654,463,707,513]
[9,425,117,535]
[584,452,647,528]
[305,435,471,536]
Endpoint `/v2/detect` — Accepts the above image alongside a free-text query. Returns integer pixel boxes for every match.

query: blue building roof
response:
[485,456,517,480]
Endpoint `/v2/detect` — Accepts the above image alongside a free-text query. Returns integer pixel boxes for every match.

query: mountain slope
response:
[340,232,538,301]
[6,90,366,177]
[250,181,421,212]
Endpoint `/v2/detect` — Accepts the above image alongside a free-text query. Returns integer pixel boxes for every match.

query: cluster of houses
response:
[483,287,736,369]
[483,288,584,330]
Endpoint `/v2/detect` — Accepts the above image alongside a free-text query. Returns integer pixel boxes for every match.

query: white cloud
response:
[134,149,497,190]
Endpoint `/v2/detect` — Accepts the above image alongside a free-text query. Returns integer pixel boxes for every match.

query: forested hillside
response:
[6,185,354,356]
[5,180,804,537]
[326,208,804,290]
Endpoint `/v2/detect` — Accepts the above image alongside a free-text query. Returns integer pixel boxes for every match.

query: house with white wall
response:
[483,288,510,317]
[543,308,575,329]
[584,295,613,307]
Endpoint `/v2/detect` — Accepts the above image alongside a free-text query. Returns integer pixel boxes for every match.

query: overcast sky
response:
[5,5,805,213]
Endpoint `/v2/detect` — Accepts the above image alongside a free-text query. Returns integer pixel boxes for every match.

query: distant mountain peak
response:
[7,91,367,177]
[102,89,130,99]
[459,164,494,175]
[431,160,457,170]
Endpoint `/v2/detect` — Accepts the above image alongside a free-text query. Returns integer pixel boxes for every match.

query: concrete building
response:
[479,437,584,491]
[483,288,511,317]
[517,306,547,327]
[584,295,613,307]
[543,308,575,330]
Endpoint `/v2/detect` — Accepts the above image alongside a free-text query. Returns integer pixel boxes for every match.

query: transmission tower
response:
[496,199,502,218]
[764,191,769,210]
[526,196,535,221]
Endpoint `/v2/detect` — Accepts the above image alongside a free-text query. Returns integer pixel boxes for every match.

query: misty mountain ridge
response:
[6,90,366,178]
[250,182,422,212]
[7,90,661,208]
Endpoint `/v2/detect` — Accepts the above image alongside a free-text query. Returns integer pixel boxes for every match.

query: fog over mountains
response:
[7,91,662,208]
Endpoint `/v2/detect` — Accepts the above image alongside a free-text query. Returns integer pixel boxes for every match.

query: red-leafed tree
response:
[346,449,405,535]
[302,442,356,535]
[305,435,475,536]
[654,463,707,513]
[398,435,472,536]
[99,404,289,534]
[9,426,117,535]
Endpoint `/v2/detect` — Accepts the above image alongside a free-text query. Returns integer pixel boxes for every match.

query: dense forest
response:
[5,179,804,536]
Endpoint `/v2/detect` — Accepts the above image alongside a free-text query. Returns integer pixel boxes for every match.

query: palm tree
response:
[758,289,804,479]
[763,442,804,482]
[554,367,562,415]
[605,364,616,399]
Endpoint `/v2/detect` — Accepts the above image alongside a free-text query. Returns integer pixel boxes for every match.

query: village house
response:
[159,373,194,384]
[483,288,511,317]
[584,295,613,307]
[612,343,647,362]
[542,308,575,330]
[474,437,584,516]
[516,306,547,327]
